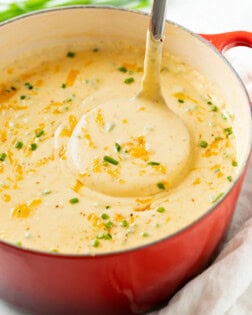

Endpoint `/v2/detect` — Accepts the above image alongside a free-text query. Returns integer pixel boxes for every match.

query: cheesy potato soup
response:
[0,40,237,254]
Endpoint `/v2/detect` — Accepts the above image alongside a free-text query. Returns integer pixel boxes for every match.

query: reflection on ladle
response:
[66,0,192,197]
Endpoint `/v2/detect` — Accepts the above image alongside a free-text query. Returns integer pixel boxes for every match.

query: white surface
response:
[0,0,252,314]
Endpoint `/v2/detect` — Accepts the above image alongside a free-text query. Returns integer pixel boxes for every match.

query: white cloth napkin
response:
[149,48,252,315]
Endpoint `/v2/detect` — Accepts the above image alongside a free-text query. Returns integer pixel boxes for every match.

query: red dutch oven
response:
[0,6,251,315]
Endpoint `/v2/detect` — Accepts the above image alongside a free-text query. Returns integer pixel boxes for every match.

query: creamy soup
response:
[0,39,237,254]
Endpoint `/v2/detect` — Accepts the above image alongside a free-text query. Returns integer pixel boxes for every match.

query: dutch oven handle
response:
[201,31,252,107]
[201,31,252,52]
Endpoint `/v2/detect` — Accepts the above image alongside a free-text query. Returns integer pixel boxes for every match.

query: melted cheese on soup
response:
[0,40,237,254]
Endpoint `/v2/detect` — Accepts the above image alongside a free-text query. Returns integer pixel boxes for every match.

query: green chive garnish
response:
[0,153,7,161]
[69,197,79,204]
[157,182,165,190]
[141,232,149,237]
[118,66,127,73]
[120,220,128,228]
[15,141,23,149]
[124,77,134,84]
[105,221,113,229]
[199,140,208,148]
[61,83,66,89]
[67,51,75,58]
[93,48,99,52]
[227,176,233,182]
[36,130,44,138]
[211,105,218,112]
[221,113,228,120]
[101,213,110,220]
[96,233,112,240]
[232,160,238,167]
[105,205,111,209]
[16,241,23,247]
[30,143,37,151]
[115,142,121,152]
[156,207,165,213]
[224,127,233,136]
[178,99,184,103]
[148,161,160,166]
[211,192,224,203]
[207,101,212,105]
[20,95,26,100]
[103,155,119,165]
[91,239,100,247]
[24,82,33,90]
[42,190,52,195]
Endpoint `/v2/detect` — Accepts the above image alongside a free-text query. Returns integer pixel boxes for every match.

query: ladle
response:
[67,0,191,197]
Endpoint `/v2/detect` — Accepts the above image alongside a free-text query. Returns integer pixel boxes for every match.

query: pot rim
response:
[0,5,251,258]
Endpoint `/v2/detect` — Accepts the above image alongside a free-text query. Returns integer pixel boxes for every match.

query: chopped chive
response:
[115,142,121,152]
[124,77,134,84]
[16,241,23,247]
[101,213,110,220]
[199,140,208,148]
[103,155,119,165]
[20,95,26,100]
[15,141,23,149]
[61,83,66,89]
[227,176,233,182]
[118,66,127,73]
[91,239,100,247]
[66,51,75,58]
[30,143,37,151]
[148,161,160,166]
[24,82,33,90]
[232,160,238,167]
[105,122,116,132]
[0,152,7,161]
[105,221,113,229]
[156,206,165,213]
[93,48,99,52]
[221,113,228,120]
[157,182,165,190]
[69,197,79,204]
[36,130,44,138]
[51,248,59,253]
[207,101,213,105]
[141,232,149,237]
[96,233,112,240]
[211,192,224,203]
[105,205,111,209]
[224,127,233,136]
[178,99,184,103]
[120,220,128,228]
[211,105,218,112]
[42,190,52,195]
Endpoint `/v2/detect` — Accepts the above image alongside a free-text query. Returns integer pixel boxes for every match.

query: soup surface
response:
[0,39,237,254]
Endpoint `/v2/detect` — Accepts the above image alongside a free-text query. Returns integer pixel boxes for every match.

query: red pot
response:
[0,7,251,315]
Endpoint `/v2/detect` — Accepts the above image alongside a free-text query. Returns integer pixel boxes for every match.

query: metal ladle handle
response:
[150,0,168,41]
[139,0,168,100]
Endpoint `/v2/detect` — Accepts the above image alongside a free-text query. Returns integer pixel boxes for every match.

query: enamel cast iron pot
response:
[0,6,251,315]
